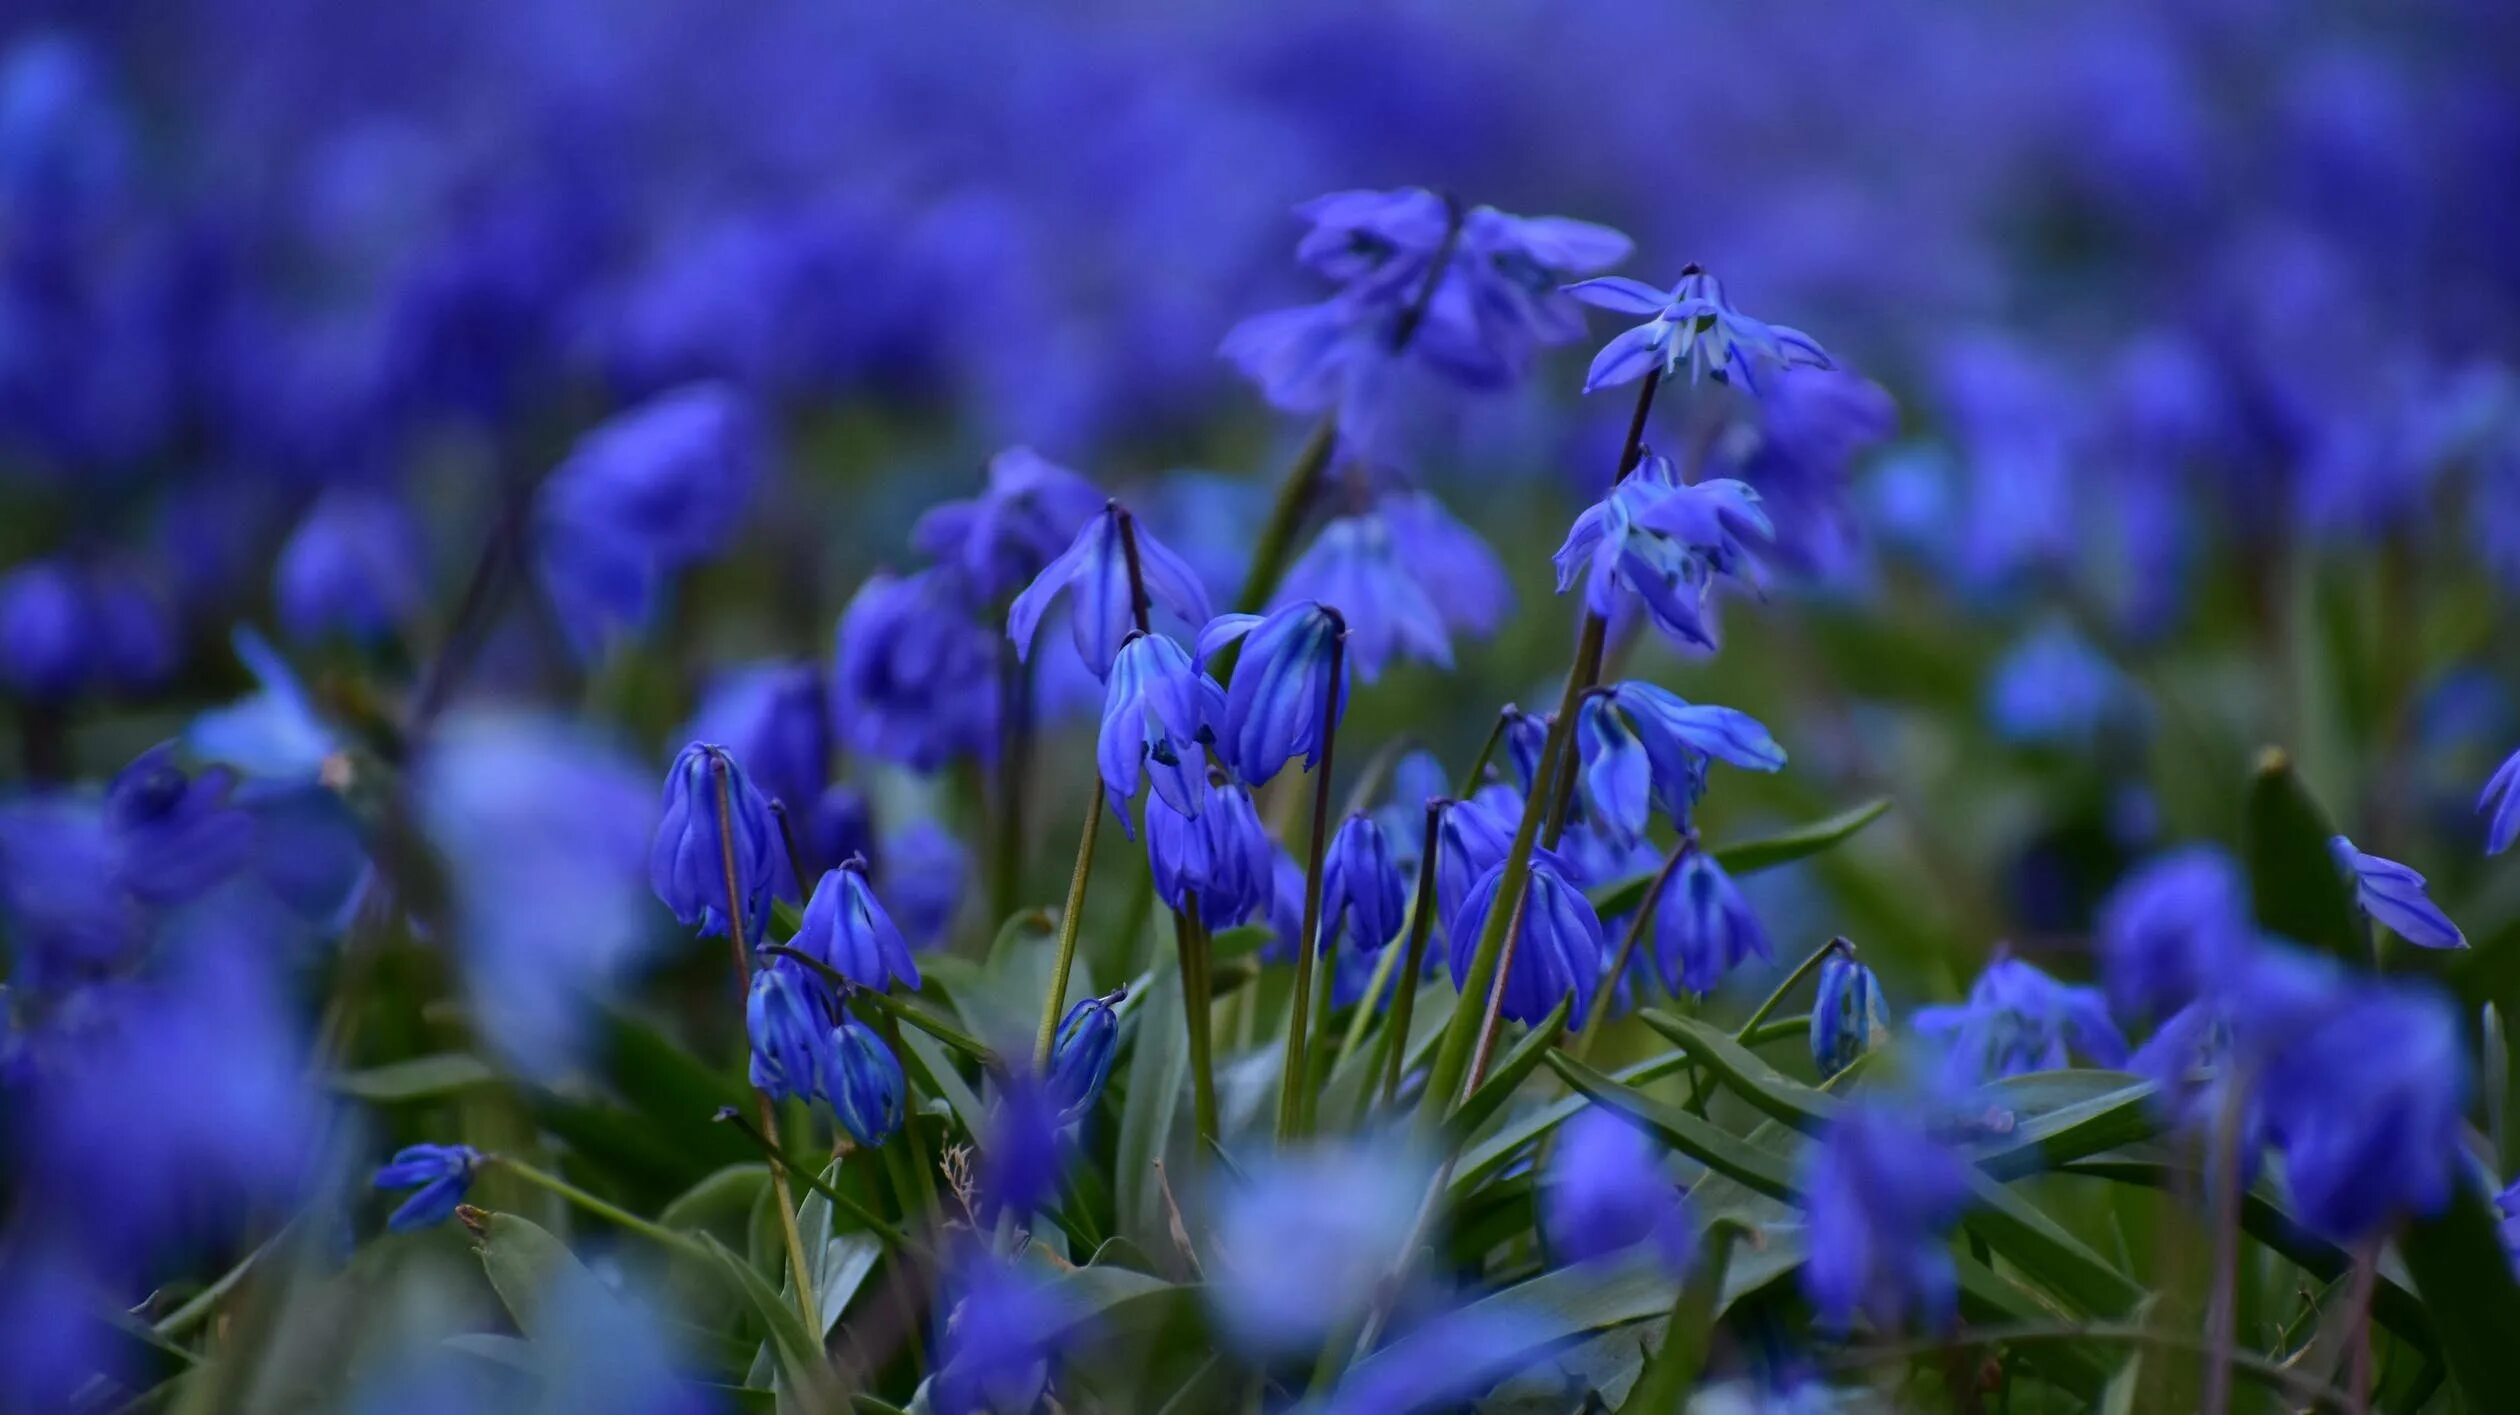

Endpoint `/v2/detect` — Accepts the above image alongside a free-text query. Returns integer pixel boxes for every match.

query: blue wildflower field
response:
[6,4,2520,1412]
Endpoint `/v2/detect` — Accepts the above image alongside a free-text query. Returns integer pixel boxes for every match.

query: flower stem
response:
[1174,897,1221,1152]
[874,1011,939,1223]
[1568,837,1692,1065]
[989,631,1036,928]
[1736,936,1851,1041]
[1378,801,1447,1107]
[1457,709,1514,797]
[713,1107,912,1250]
[1033,790,1105,1072]
[490,1157,712,1260]
[1276,626,1348,1143]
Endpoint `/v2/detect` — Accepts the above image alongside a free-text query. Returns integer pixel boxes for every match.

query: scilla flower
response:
[1447,854,1606,1027]
[1275,513,1452,680]
[1812,945,1888,1080]
[1653,847,1771,997]
[2330,835,2465,949]
[373,1143,483,1233]
[2258,979,2467,1240]
[1098,631,1222,829]
[1148,777,1275,930]
[1048,989,1125,1123]
[1579,683,1785,839]
[1912,954,2128,1088]
[934,1250,1074,1415]
[1320,812,1407,951]
[1799,1101,1969,1331]
[825,1016,906,1148]
[746,959,828,1104]
[1199,601,1350,787]
[2097,845,2252,1021]
[274,489,427,644]
[1552,462,1775,651]
[680,660,829,821]
[911,446,1104,598]
[2481,744,2520,855]
[1564,264,1833,396]
[650,743,795,939]
[794,858,921,991]
[832,567,998,772]
[1009,501,1213,679]
[1432,793,1520,937]
[1379,491,1513,642]
[1543,1106,1694,1271]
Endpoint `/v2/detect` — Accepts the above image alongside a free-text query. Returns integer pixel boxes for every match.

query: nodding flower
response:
[1048,989,1126,1123]
[1008,500,1212,680]
[1562,264,1834,397]
[373,1143,483,1233]
[824,1016,907,1149]
[649,743,795,940]
[1446,853,1606,1028]
[1552,460,1776,652]
[1198,600,1350,788]
[794,857,922,991]
[1320,812,1407,953]
[1097,631,1222,834]
[1651,846,1771,999]
[1811,944,1888,1080]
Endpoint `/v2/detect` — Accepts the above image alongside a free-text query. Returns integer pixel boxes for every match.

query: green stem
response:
[491,1158,712,1260]
[1175,899,1221,1152]
[1458,708,1515,797]
[1033,790,1105,1072]
[1621,1221,1743,1414]
[1334,927,1405,1075]
[1736,936,1851,1041]
[1378,801,1447,1108]
[712,1107,913,1250]
[1277,622,1348,1143]
[1234,414,1339,617]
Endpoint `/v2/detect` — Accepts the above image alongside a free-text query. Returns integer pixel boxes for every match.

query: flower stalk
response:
[1276,623,1348,1143]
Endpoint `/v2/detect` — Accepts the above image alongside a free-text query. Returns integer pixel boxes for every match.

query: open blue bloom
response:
[934,1250,1074,1415]
[1553,466,1774,651]
[2330,836,2464,949]
[1564,265,1833,396]
[1379,491,1513,641]
[1544,1106,1694,1271]
[275,489,425,644]
[1799,1101,1969,1331]
[1048,989,1125,1124]
[795,859,920,991]
[832,567,998,772]
[104,743,251,907]
[373,1143,482,1233]
[1653,848,1771,997]
[1448,855,1606,1027]
[1574,695,1652,848]
[680,661,828,819]
[1592,682,1785,831]
[912,446,1105,598]
[2259,980,2466,1240]
[1321,812,1407,951]
[1811,947,1889,1079]
[187,627,338,782]
[1986,623,2145,750]
[1277,512,1451,680]
[2482,744,2520,854]
[1009,501,1212,680]
[1207,1141,1428,1355]
[1147,777,1275,930]
[825,1017,906,1148]
[2097,845,2251,1020]
[1913,954,2128,1087]
[1098,631,1222,830]
[746,958,829,1104]
[649,743,795,940]
[1200,601,1350,787]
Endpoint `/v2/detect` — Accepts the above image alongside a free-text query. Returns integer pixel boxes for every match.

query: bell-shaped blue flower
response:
[1543,1106,1694,1271]
[1574,695,1652,847]
[1799,1102,1969,1331]
[0,558,92,702]
[832,567,998,772]
[1501,706,1551,792]
[1596,682,1785,830]
[1432,793,1515,938]
[1321,812,1407,951]
[1148,777,1275,931]
[2330,835,2465,949]
[1379,491,1513,642]
[1913,954,2128,1088]
[1048,989,1125,1123]
[1276,513,1452,680]
[1652,848,1771,997]
[2097,845,2251,1021]
[1564,265,1834,396]
[2481,744,2520,855]
[746,958,830,1104]
[105,743,251,907]
[373,1143,483,1233]
[1200,601,1350,787]
[275,489,426,644]
[824,1016,907,1148]
[1099,632,1223,831]
[795,858,921,991]
[912,446,1104,599]
[2258,980,2467,1240]
[934,1250,1075,1415]
[1447,855,1606,1027]
[1811,946,1889,1079]
[649,743,795,939]
[1009,501,1213,679]
[1553,469,1775,652]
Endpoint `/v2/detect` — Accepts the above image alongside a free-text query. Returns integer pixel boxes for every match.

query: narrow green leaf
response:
[473,1212,603,1343]
[1451,1049,1695,1202]
[2396,1174,2520,1408]
[2241,748,2362,961]
[1446,996,1573,1146]
[698,1232,828,1395]
[1588,798,1892,918]
[331,1052,499,1102]
[1115,948,1190,1260]
[1617,1225,1739,1414]
[658,1163,771,1242]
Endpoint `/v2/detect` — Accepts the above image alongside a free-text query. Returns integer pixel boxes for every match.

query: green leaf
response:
[2241,748,2362,961]
[897,1027,986,1140]
[786,1158,884,1337]
[1115,943,1190,1263]
[1617,1226,1738,1414]
[331,1052,499,1102]
[658,1164,771,1243]
[2395,1174,2520,1408]
[473,1212,603,1343]
[1446,995,1573,1147]
[1206,924,1272,962]
[1588,798,1891,918]
[697,1233,829,1397]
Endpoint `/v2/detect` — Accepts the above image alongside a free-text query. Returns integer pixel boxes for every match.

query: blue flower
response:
[1276,513,1453,680]
[1319,1303,1552,1415]
[1379,491,1513,642]
[1652,848,1771,998]
[912,446,1105,599]
[1986,623,2145,750]
[1564,265,1833,396]
[649,743,794,940]
[274,489,426,644]
[1206,1141,1428,1355]
[1597,682,1785,827]
[187,627,338,782]
[1097,631,1222,830]
[1432,791,1519,938]
[1374,748,1451,869]
[1552,466,1775,651]
[824,1016,906,1148]
[0,558,93,700]
[979,1073,1066,1223]
[832,567,998,772]
[1048,989,1124,1123]
[934,1251,1074,1415]
[1811,947,1889,1080]
[1798,1101,1969,1331]
[745,958,828,1104]
[1200,601,1351,787]
[2330,835,2465,949]
[1543,1106,1694,1271]
[1447,855,1606,1027]
[1912,954,2128,1087]
[373,1143,483,1233]
[1147,776,1275,931]
[104,743,251,907]
[1321,812,1407,951]
[807,784,876,883]
[2481,744,2520,855]
[2258,979,2467,1240]
[1009,501,1213,680]
[879,820,968,949]
[2097,845,2251,1021]
[680,661,829,819]
[794,858,921,991]
[1574,694,1652,847]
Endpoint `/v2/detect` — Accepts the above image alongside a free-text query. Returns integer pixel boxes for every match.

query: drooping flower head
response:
[1275,512,1453,680]
[1009,500,1212,680]
[1912,953,2129,1089]
[649,743,795,940]
[1320,811,1407,952]
[824,1016,907,1148]
[274,488,427,644]
[1199,601,1350,787]
[912,446,1105,598]
[2256,973,2468,1240]
[2097,845,2252,1021]
[1543,1106,1694,1271]
[1576,682,1785,843]
[746,958,828,1105]
[103,742,251,907]
[1048,988,1125,1124]
[1097,631,1222,831]
[1811,945,1889,1080]
[1552,459,1775,652]
[1652,847,1772,998]
[794,858,921,991]
[1799,1100,1970,1331]
[1447,854,1607,1027]
[1564,265,1834,397]
[1147,775,1276,931]
[832,567,998,772]
[373,1143,482,1233]
[2330,835,2465,950]
[933,1248,1076,1415]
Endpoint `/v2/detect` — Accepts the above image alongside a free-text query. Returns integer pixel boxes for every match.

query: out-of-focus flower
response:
[1564,266,1833,396]
[649,743,794,940]
[1048,989,1124,1123]
[1009,501,1212,680]
[2481,744,2520,855]
[978,1074,1066,1223]
[1321,812,1407,952]
[1375,748,1450,868]
[1582,682,1785,838]
[2258,978,2466,1240]
[1811,946,1889,1079]
[1552,461,1774,652]
[832,567,998,772]
[1652,847,1770,998]
[1320,1302,1550,1415]
[679,661,828,818]
[2097,845,2251,1020]
[913,446,1105,599]
[1544,1105,1694,1270]
[880,820,967,949]
[2330,835,2465,949]
[1147,776,1275,931]
[274,488,426,644]
[373,1143,482,1233]
[0,558,91,700]
[1913,954,2128,1087]
[1276,512,1452,680]
[1799,1100,1969,1331]
[1447,855,1605,1027]
[187,627,338,781]
[1379,491,1512,641]
[103,743,250,907]
[825,1016,906,1148]
[2496,1180,2520,1274]
[746,959,827,1104]
[807,784,876,883]
[1986,623,2145,750]
[934,1250,1075,1415]
[794,859,921,991]
[1208,1141,1427,1354]
[1201,600,1351,787]
[1097,631,1221,828]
